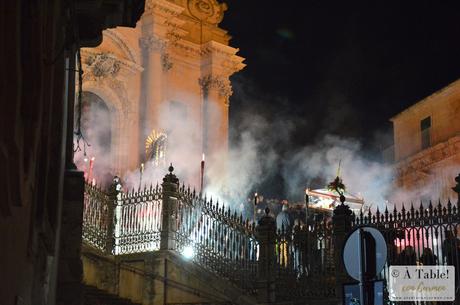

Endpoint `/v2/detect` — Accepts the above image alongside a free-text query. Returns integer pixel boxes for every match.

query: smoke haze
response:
[75,78,458,215]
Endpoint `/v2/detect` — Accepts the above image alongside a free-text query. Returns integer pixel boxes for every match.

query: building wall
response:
[80,0,245,186]
[81,247,257,305]
[392,80,460,161]
[0,1,144,305]
[391,80,460,202]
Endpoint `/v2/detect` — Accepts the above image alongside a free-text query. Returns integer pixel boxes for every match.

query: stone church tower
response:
[79,0,245,185]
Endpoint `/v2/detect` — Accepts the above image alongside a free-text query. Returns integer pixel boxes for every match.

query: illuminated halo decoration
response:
[145,130,167,166]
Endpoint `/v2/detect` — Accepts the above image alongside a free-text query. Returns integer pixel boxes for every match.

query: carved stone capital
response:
[139,36,166,52]
[140,36,174,71]
[198,75,232,101]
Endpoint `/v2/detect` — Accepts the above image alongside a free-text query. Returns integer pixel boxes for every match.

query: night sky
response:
[222,1,460,150]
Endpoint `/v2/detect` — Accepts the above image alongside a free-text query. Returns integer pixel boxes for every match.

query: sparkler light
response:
[139,163,144,189]
[83,153,89,180]
[200,153,205,193]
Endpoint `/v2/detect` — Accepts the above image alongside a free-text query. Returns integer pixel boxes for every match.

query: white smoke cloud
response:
[281,135,395,211]
[74,92,116,189]
[75,87,459,215]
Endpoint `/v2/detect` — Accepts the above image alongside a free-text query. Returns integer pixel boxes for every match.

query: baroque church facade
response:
[79,0,245,184]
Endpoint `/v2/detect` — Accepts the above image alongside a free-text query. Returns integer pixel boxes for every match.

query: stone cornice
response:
[396,135,460,177]
[169,40,245,75]
[391,79,460,122]
[144,0,184,18]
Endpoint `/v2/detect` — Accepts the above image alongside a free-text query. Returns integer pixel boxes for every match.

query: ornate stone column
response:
[198,74,231,169]
[140,35,166,140]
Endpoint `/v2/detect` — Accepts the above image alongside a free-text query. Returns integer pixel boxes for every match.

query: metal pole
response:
[254,193,258,225]
[305,189,309,275]
[305,189,309,226]
[358,228,366,305]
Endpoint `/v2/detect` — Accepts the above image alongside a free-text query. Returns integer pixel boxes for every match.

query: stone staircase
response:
[84,285,141,305]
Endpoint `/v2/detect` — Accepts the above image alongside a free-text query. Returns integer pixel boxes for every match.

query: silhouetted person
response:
[276,204,291,267]
[276,204,292,232]
[442,230,460,294]
[442,231,459,266]
[395,245,416,265]
[293,219,307,276]
[387,230,403,266]
[420,247,438,265]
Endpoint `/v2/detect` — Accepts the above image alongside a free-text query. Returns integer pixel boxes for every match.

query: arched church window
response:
[74,91,112,185]
[145,130,167,166]
[80,92,112,153]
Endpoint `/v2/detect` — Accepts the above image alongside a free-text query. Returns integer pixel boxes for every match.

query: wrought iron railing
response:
[176,186,258,291]
[81,173,259,292]
[81,169,460,304]
[352,200,460,304]
[114,185,163,255]
[82,183,110,251]
[273,217,336,302]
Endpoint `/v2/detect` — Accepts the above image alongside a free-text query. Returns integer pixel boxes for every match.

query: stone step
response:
[83,285,141,305]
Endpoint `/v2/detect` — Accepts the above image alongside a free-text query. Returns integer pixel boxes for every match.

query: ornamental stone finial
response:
[163,163,179,185]
[453,173,460,190]
[452,173,460,199]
